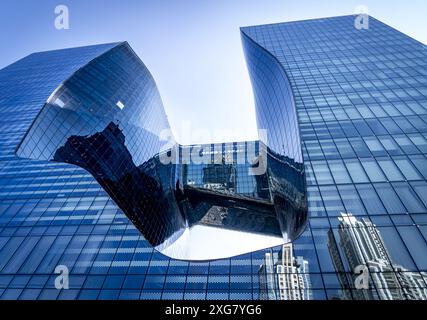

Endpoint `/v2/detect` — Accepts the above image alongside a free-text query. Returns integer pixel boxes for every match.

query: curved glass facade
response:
[241,31,308,242]
[241,31,302,163]
[17,42,185,249]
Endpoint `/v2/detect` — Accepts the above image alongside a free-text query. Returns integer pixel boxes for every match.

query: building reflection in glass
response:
[259,243,312,300]
[328,213,427,300]
[50,126,307,260]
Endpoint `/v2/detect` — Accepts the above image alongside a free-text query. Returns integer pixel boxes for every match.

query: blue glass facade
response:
[0,15,426,300]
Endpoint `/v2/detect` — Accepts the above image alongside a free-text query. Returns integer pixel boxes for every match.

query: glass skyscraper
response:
[242,14,427,300]
[0,15,426,300]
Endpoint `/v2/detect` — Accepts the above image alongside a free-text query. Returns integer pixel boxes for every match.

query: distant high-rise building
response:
[328,213,427,300]
[259,244,311,300]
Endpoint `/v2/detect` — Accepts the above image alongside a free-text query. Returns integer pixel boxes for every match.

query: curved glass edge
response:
[241,30,308,242]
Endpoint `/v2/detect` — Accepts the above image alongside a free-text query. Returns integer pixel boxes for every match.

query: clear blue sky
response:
[0,0,426,144]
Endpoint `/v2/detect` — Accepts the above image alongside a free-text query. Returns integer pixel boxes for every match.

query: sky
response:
[0,0,426,145]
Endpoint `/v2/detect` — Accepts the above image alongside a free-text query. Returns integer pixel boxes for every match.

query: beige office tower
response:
[259,243,311,300]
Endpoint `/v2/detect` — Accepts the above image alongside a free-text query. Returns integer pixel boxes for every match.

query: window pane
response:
[361,159,386,182]
[397,226,427,270]
[332,108,349,120]
[339,121,358,137]
[328,160,351,184]
[305,163,317,186]
[357,106,375,118]
[334,138,355,158]
[320,140,340,159]
[307,186,326,217]
[366,119,388,135]
[378,227,416,271]
[319,186,345,216]
[348,137,371,157]
[370,105,388,117]
[305,141,323,160]
[327,123,345,138]
[378,136,402,155]
[312,229,336,272]
[374,183,406,214]
[392,183,426,213]
[393,158,422,181]
[312,161,334,185]
[346,108,362,120]
[393,135,419,154]
[364,137,386,156]
[381,118,403,134]
[395,118,416,133]
[337,185,366,215]
[353,120,373,135]
[408,155,427,179]
[410,181,427,208]
[356,184,386,215]
[377,158,404,181]
[408,134,427,153]
[408,116,427,132]
[344,159,369,183]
